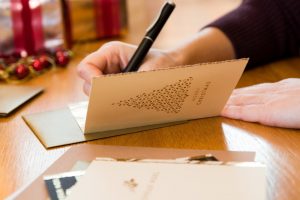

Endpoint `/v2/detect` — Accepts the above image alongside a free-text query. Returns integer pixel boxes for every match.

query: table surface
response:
[1,0,300,199]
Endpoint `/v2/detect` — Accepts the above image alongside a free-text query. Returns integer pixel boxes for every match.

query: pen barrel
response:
[123,38,153,72]
[123,1,175,73]
[146,2,175,40]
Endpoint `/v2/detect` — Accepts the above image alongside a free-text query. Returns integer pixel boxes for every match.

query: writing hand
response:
[77,41,179,95]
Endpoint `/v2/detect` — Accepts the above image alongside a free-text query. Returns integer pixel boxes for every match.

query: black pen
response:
[122,1,176,72]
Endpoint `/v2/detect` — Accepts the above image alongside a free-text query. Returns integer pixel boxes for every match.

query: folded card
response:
[69,59,248,134]
[67,158,266,200]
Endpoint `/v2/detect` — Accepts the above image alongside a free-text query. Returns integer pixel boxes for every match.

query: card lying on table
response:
[43,155,218,200]
[70,59,248,134]
[0,85,43,117]
[7,144,256,200]
[67,157,266,200]
[23,59,248,148]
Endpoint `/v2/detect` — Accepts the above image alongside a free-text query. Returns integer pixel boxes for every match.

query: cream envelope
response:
[70,59,248,134]
[66,158,266,200]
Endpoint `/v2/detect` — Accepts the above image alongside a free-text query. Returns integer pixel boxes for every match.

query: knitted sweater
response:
[207,0,300,67]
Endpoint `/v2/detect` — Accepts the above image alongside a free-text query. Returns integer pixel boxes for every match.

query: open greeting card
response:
[23,59,248,148]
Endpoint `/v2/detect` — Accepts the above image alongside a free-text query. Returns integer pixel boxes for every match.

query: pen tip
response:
[167,0,175,6]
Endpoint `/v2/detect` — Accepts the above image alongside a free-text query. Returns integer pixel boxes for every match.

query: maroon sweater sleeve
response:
[206,0,300,67]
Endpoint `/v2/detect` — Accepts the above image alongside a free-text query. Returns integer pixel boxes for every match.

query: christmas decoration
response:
[14,64,30,80]
[68,0,127,41]
[0,48,72,83]
[31,59,45,72]
[38,55,52,69]
[0,0,71,56]
[55,50,70,67]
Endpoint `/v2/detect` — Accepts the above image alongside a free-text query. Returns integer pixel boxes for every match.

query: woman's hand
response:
[77,41,179,95]
[221,78,300,129]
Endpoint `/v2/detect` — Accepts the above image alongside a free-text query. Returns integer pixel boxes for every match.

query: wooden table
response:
[1,0,300,199]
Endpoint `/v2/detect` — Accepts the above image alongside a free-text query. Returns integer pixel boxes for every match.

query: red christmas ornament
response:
[1,48,72,82]
[14,64,30,79]
[38,55,51,68]
[32,59,44,71]
[55,50,70,67]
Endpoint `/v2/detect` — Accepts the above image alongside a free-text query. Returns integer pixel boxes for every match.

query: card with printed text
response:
[70,59,248,134]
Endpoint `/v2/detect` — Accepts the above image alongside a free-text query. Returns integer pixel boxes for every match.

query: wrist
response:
[165,28,236,67]
[165,48,186,67]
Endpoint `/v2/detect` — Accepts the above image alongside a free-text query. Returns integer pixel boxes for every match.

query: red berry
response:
[55,50,65,56]
[55,51,70,67]
[32,59,44,71]
[14,64,30,79]
[39,55,51,68]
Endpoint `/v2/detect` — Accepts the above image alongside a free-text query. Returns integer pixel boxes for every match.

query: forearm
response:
[207,0,300,67]
[168,27,236,66]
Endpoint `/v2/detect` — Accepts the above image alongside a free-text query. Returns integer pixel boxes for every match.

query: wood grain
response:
[1,0,300,199]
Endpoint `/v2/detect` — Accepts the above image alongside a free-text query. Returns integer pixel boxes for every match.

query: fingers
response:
[223,86,270,123]
[221,101,300,128]
[232,79,300,95]
[77,51,106,96]
[78,61,103,85]
[77,41,179,96]
[83,82,91,96]
[221,104,265,123]
[77,51,106,83]
[223,79,300,129]
[77,42,126,80]
[226,93,272,106]
[77,42,131,95]
[232,83,276,95]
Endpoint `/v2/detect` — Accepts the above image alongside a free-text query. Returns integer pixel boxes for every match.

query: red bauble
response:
[39,55,51,68]
[32,59,44,71]
[1,48,71,82]
[55,50,70,67]
[32,55,52,71]
[14,64,30,79]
